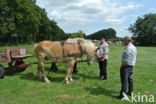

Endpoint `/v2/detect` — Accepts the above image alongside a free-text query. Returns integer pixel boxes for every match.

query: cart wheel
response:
[0,65,6,79]
[15,60,26,72]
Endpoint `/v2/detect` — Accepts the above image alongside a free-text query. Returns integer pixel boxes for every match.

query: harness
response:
[45,41,83,61]
[61,41,83,58]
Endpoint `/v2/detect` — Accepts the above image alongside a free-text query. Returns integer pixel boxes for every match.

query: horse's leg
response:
[69,61,75,82]
[37,65,42,80]
[65,63,71,84]
[37,55,50,83]
[65,60,75,84]
[36,55,43,80]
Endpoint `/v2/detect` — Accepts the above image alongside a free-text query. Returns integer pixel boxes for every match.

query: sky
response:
[36,0,156,37]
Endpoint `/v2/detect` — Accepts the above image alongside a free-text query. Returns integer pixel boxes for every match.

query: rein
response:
[77,59,89,63]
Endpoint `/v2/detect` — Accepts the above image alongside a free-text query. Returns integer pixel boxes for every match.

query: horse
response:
[34,38,97,84]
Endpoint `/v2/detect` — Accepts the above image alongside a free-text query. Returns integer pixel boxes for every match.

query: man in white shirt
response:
[97,37,109,80]
[117,36,137,99]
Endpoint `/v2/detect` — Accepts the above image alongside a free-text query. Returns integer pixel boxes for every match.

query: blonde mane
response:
[66,38,96,56]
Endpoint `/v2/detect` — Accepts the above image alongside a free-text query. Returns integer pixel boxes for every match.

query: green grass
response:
[0,44,156,104]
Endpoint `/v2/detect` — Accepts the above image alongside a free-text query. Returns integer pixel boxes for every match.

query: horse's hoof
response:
[44,78,51,83]
[69,79,73,82]
[65,81,70,84]
[45,80,51,83]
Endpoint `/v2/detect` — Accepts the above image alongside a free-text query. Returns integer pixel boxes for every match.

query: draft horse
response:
[34,38,97,84]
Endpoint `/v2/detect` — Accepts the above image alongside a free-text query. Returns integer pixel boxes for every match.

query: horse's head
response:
[66,38,98,64]
[86,46,99,65]
[78,39,97,65]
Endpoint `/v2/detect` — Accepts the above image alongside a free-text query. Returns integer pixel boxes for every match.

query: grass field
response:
[0,44,156,104]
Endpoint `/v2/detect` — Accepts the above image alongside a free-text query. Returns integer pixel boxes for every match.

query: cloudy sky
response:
[36,0,156,37]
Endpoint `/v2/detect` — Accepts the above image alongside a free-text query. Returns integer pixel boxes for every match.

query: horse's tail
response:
[34,43,38,48]
[33,43,38,57]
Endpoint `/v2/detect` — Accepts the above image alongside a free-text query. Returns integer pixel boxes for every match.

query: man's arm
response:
[120,61,128,68]
[98,45,109,61]
[99,53,108,61]
[121,48,131,68]
[98,56,104,61]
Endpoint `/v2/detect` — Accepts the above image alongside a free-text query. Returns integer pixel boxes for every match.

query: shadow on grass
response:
[45,66,66,74]
[47,67,97,81]
[48,76,64,83]
[47,70,79,82]
[20,72,41,82]
[6,71,18,76]
[85,86,118,98]
[20,66,80,83]
[19,71,66,83]
[6,69,25,76]
[77,73,97,80]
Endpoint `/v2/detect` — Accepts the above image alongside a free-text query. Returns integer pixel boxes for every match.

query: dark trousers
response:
[98,60,107,78]
[120,65,133,96]
[50,62,58,72]
[73,62,78,73]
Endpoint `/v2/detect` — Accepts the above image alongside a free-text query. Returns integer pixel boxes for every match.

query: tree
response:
[0,0,67,44]
[86,28,116,40]
[68,30,86,38]
[129,13,156,45]
[0,0,15,43]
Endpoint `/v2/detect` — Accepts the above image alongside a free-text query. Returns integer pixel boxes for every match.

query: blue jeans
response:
[120,65,133,96]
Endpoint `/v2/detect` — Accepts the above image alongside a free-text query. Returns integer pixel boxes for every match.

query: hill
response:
[86,28,116,40]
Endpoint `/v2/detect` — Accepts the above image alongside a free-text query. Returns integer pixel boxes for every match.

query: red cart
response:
[0,48,31,78]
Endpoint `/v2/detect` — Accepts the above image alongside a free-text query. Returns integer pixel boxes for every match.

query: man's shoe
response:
[102,76,107,80]
[98,76,103,79]
[116,95,124,99]
[126,92,133,96]
[73,70,78,74]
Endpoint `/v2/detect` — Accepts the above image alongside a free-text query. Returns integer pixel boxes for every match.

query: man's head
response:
[124,36,132,46]
[99,37,105,44]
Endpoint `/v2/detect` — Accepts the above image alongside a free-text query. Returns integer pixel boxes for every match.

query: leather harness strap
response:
[60,41,65,46]
[59,41,83,58]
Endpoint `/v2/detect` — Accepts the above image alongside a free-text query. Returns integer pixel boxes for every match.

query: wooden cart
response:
[0,48,31,78]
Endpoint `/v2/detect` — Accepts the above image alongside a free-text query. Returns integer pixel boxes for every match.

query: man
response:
[50,62,58,72]
[72,62,78,73]
[97,37,109,80]
[117,36,137,99]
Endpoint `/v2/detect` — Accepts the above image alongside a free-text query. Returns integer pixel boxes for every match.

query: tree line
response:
[0,0,118,44]
[0,0,67,44]
[1,0,155,46]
